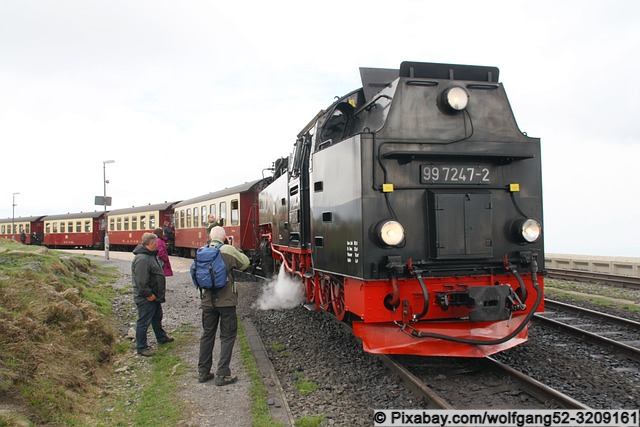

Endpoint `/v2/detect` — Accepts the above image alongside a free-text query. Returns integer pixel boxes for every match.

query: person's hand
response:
[146,294,157,302]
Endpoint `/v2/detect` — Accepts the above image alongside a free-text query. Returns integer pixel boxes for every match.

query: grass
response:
[293,371,318,396]
[270,341,290,357]
[238,322,284,427]
[294,415,325,427]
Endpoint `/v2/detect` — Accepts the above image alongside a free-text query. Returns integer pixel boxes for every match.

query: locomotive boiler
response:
[264,61,544,357]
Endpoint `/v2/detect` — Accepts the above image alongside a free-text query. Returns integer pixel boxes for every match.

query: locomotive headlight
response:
[511,218,542,243]
[376,220,405,246]
[443,86,469,111]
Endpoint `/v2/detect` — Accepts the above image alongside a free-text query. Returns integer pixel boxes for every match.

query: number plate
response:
[421,164,492,184]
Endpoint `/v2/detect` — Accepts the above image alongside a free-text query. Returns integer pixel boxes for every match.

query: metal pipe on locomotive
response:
[258,61,544,357]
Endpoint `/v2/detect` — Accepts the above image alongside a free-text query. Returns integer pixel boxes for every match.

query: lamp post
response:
[12,192,20,241]
[103,160,115,260]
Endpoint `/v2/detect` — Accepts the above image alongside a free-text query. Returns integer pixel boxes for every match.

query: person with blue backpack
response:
[194,226,250,385]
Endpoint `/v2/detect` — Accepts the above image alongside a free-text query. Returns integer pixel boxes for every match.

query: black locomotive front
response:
[260,61,544,357]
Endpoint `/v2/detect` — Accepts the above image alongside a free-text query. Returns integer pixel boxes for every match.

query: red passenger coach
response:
[0,216,45,244]
[42,212,104,248]
[173,179,269,258]
[106,202,178,251]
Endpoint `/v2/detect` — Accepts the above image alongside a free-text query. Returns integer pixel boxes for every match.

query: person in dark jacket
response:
[132,232,174,356]
[197,226,250,385]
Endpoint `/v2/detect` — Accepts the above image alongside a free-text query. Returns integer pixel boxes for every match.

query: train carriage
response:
[173,179,269,258]
[106,202,178,251]
[42,211,104,249]
[0,216,45,244]
[259,61,545,357]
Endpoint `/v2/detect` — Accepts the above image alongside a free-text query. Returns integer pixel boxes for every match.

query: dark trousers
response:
[198,305,237,377]
[135,300,169,351]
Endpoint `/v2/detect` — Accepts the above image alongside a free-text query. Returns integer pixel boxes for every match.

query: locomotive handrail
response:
[354,93,392,116]
[296,109,324,139]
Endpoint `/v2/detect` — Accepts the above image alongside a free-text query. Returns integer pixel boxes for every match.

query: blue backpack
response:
[190,244,227,291]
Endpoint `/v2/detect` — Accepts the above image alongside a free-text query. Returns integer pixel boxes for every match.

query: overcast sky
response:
[1,0,639,257]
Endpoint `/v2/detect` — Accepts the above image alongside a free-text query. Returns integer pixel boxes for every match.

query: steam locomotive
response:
[257,61,544,357]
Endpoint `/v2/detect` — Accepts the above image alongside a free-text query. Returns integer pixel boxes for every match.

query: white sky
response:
[1,0,639,257]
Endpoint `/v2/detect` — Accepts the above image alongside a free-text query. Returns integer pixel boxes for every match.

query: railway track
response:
[385,354,589,409]
[546,268,640,289]
[536,299,640,363]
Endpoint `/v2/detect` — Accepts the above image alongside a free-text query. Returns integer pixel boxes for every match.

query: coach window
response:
[231,200,239,225]
[209,204,216,220]
[124,216,129,231]
[201,206,206,225]
[53,223,58,233]
[132,216,138,231]
[220,202,227,225]
[85,220,91,232]
[0,225,4,234]
[75,221,81,232]
[193,208,199,227]
[67,222,73,233]
[150,214,156,229]
[109,217,114,232]
[186,210,191,228]
[115,217,120,231]
[138,215,145,230]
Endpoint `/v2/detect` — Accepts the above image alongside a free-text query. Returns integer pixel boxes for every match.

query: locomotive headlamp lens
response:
[378,220,405,246]
[444,86,469,111]
[512,218,542,243]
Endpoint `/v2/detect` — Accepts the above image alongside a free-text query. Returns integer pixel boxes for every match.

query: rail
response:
[546,268,640,289]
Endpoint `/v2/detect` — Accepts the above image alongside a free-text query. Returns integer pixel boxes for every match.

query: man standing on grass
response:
[132,232,174,356]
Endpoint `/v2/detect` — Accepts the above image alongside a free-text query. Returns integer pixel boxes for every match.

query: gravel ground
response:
[89,250,640,426]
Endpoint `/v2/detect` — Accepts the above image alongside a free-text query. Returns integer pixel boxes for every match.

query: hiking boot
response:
[137,348,155,357]
[198,373,215,383]
[158,336,175,344]
[215,375,237,386]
